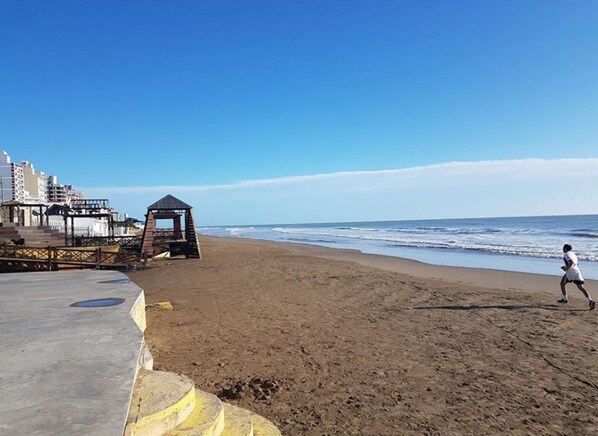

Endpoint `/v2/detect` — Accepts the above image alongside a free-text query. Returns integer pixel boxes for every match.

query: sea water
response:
[199,215,598,279]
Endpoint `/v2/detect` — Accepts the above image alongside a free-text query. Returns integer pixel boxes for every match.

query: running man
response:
[558,244,595,310]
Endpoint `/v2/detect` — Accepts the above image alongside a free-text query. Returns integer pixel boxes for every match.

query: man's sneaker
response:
[557,298,569,304]
[590,300,595,311]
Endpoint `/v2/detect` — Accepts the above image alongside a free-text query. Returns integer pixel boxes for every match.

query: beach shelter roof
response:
[45,204,72,216]
[147,194,193,211]
[1,200,48,207]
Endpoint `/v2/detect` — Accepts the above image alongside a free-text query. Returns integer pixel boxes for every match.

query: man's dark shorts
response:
[561,274,585,285]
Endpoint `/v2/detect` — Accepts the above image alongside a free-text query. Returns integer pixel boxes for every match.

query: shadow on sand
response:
[412,304,587,312]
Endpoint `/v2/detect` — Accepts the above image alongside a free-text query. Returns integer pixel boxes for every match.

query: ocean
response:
[198,215,598,279]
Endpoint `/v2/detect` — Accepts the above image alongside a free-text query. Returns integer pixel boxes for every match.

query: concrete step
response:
[0,227,64,243]
[0,226,65,246]
[221,404,254,436]
[11,233,63,239]
[125,370,197,436]
[0,229,19,234]
[167,389,225,435]
[125,368,282,436]
[220,404,281,436]
[8,230,58,236]
[252,414,282,436]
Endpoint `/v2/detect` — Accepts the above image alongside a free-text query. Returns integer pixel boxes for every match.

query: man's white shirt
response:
[564,251,584,282]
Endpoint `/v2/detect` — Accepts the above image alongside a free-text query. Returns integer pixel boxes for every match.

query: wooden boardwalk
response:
[0,246,141,272]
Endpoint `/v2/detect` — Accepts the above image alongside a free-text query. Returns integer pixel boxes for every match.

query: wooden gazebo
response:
[140,195,201,258]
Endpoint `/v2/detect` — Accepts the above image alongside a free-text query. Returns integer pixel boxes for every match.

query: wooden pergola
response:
[140,194,201,258]
[0,201,49,226]
[63,199,115,246]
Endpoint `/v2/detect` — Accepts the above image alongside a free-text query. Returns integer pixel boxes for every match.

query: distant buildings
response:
[47,175,83,204]
[1,150,82,205]
[0,149,131,236]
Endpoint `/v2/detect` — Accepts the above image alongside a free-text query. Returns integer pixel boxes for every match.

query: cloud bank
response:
[83,158,598,225]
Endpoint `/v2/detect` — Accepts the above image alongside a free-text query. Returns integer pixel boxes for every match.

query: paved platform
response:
[0,270,146,435]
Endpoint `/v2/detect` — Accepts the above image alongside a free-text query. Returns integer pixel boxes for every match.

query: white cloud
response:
[84,158,598,195]
[82,158,598,224]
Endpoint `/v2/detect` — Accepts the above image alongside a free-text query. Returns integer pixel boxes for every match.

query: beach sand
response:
[127,236,598,435]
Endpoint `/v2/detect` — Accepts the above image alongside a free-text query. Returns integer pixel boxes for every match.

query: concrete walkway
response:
[0,270,146,435]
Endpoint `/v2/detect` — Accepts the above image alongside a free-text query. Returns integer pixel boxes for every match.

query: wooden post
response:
[64,215,68,246]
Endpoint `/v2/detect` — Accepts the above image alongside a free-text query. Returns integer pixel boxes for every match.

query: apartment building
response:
[22,161,48,203]
[47,175,84,204]
[0,151,25,203]
[47,175,67,203]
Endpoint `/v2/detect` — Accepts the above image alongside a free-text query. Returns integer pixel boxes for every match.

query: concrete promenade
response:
[0,270,146,435]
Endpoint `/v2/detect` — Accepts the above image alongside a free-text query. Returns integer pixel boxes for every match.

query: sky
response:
[1,1,597,225]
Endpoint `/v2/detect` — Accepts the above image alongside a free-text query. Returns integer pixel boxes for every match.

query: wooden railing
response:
[0,246,141,272]
[72,235,142,249]
[153,229,184,241]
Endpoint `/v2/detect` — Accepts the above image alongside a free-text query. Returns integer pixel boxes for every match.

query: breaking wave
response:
[199,215,598,264]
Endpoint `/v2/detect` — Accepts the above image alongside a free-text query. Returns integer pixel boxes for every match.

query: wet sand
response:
[127,236,598,435]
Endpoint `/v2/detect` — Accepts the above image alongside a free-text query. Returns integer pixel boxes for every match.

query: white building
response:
[47,175,67,203]
[22,161,48,203]
[0,151,25,203]
[47,175,84,204]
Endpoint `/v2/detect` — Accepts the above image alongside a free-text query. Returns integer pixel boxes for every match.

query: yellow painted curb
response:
[126,370,196,436]
[167,389,224,435]
[221,403,254,436]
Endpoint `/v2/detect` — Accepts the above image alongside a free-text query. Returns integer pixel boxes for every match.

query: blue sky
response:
[1,1,597,224]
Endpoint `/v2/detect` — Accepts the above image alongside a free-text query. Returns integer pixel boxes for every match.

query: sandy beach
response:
[128,236,598,435]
